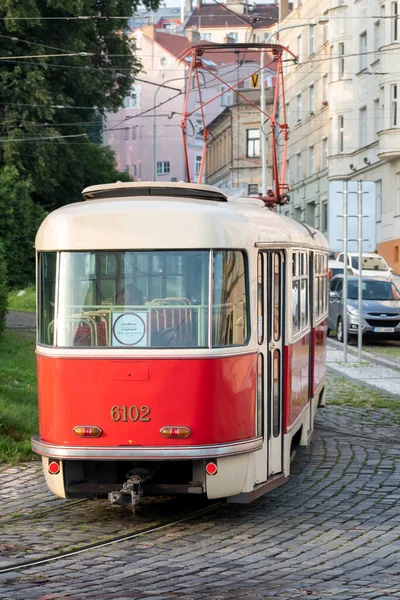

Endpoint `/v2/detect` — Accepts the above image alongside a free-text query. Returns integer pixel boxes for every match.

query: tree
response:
[0,167,46,289]
[0,0,158,210]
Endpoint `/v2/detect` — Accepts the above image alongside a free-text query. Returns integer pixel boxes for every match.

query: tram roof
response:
[35,182,328,252]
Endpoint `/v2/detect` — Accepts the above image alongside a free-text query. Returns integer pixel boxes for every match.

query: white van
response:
[335,252,393,281]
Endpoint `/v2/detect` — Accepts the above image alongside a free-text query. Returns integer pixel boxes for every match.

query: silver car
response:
[328,275,400,342]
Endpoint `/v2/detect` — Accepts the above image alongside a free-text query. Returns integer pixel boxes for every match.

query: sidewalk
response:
[327,339,400,398]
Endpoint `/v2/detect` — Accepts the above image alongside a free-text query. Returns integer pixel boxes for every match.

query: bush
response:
[0,243,7,338]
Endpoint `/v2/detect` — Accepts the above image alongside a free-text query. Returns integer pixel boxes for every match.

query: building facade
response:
[205,88,274,194]
[279,0,400,273]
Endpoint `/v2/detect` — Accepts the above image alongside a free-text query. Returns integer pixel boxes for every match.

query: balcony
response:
[377,128,400,161]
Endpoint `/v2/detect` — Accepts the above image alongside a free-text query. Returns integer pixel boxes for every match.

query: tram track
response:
[0,498,89,526]
[0,500,224,575]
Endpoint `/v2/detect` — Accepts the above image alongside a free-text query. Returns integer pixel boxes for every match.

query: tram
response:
[32,182,329,510]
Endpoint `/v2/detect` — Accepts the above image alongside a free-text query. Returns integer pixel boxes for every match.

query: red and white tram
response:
[32,182,329,509]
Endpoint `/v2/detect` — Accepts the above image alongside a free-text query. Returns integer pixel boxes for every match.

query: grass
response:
[0,331,38,464]
[326,375,400,409]
[7,286,36,312]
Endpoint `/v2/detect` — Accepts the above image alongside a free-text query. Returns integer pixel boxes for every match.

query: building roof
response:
[153,30,193,58]
[130,6,182,29]
[185,3,279,30]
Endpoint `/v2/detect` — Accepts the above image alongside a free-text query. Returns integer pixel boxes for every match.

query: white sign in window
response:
[112,312,149,347]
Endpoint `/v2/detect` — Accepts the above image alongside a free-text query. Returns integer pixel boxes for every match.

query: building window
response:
[338,115,344,152]
[296,34,302,64]
[196,119,203,139]
[296,93,302,122]
[220,85,233,107]
[248,184,259,195]
[227,32,238,42]
[321,199,328,232]
[322,137,328,169]
[157,161,170,175]
[360,32,368,71]
[392,84,398,127]
[296,152,302,182]
[306,201,316,227]
[201,32,212,41]
[376,180,382,222]
[374,21,381,60]
[285,101,290,127]
[123,85,141,109]
[360,106,367,146]
[195,155,202,175]
[392,2,398,42]
[374,98,380,135]
[339,42,345,79]
[322,16,328,45]
[286,158,291,185]
[132,164,137,178]
[308,145,315,175]
[132,126,137,140]
[309,25,316,55]
[322,74,328,104]
[246,129,260,157]
[308,84,315,114]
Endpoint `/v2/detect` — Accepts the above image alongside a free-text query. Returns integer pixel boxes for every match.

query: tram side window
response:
[38,252,57,345]
[292,250,309,336]
[314,253,328,318]
[212,250,249,347]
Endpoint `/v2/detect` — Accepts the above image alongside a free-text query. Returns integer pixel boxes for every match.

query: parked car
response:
[328,259,353,279]
[335,252,393,281]
[328,275,400,342]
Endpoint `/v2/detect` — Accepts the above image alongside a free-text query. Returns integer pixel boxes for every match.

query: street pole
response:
[343,180,349,362]
[357,180,363,364]
[260,50,267,195]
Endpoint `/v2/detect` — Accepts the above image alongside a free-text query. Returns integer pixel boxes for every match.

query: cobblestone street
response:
[2,369,400,600]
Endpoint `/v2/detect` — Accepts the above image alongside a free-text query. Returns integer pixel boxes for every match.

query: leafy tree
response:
[0,0,157,210]
[0,166,46,288]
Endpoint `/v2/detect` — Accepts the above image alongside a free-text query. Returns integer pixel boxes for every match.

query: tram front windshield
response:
[38,250,248,349]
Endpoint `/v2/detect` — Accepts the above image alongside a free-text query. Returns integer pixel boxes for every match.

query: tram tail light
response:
[73,426,103,438]
[48,460,60,475]
[160,426,191,439]
[205,462,218,476]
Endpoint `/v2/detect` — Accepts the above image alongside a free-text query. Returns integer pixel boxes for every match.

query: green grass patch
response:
[366,345,400,360]
[7,286,36,312]
[0,331,38,464]
[326,375,400,409]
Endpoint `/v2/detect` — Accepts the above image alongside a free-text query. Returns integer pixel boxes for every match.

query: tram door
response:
[259,251,285,477]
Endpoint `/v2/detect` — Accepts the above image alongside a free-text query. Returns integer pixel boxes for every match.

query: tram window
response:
[301,279,308,327]
[54,250,210,348]
[257,253,264,345]
[273,253,281,341]
[292,280,301,334]
[38,252,57,346]
[212,250,249,347]
[292,253,297,277]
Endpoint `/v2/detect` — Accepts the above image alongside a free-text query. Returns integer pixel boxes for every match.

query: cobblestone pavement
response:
[2,376,400,599]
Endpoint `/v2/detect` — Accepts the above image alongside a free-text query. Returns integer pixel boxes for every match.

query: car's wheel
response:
[337,317,344,343]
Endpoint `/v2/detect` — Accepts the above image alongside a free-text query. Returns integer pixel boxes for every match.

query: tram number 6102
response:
[110,405,151,423]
